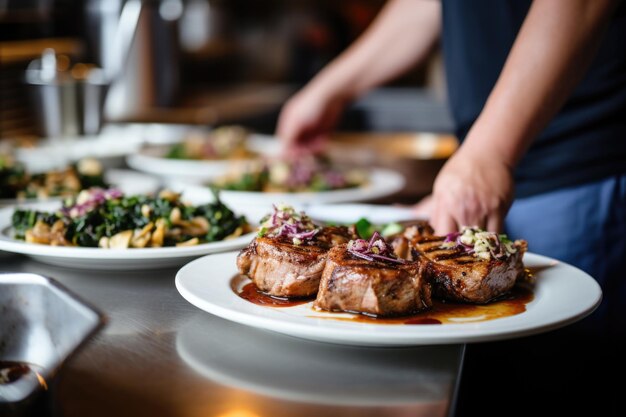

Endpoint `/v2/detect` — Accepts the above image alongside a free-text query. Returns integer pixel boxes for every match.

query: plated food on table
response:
[212,155,368,193]
[0,155,107,201]
[176,204,602,345]
[237,205,358,297]
[172,166,405,206]
[0,189,254,270]
[164,125,252,160]
[129,127,405,204]
[0,152,159,207]
[11,188,249,248]
[4,131,147,174]
[126,126,280,182]
[236,205,527,317]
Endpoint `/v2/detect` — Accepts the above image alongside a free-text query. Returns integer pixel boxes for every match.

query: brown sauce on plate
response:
[0,361,47,389]
[231,274,313,307]
[0,361,31,384]
[232,274,534,324]
[330,284,534,325]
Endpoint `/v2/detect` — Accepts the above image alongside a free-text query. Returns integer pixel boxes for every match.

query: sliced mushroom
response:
[170,207,182,224]
[51,220,65,233]
[130,233,151,248]
[181,216,210,236]
[49,220,70,246]
[99,236,110,248]
[77,157,103,176]
[192,216,209,232]
[109,230,133,249]
[165,227,182,240]
[224,226,244,240]
[150,218,166,247]
[25,220,51,244]
[176,237,200,247]
[36,188,50,200]
[130,223,154,248]
[25,230,48,244]
[141,204,151,218]
[159,189,180,202]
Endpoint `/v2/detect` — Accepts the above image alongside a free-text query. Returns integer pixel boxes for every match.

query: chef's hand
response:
[276,0,442,154]
[412,194,434,218]
[422,0,619,235]
[276,85,347,155]
[429,146,514,234]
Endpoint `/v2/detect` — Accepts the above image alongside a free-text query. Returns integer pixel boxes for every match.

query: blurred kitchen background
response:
[0,0,457,202]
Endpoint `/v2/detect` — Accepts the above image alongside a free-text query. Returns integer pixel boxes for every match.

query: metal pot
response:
[24,50,108,138]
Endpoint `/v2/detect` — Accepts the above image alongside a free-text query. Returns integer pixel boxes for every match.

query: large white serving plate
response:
[126,134,280,182]
[0,169,160,208]
[0,202,255,270]
[170,168,406,209]
[176,251,602,346]
[14,135,143,172]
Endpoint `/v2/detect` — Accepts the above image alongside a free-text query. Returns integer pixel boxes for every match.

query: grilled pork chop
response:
[390,222,434,260]
[237,226,353,297]
[393,226,527,304]
[314,244,432,317]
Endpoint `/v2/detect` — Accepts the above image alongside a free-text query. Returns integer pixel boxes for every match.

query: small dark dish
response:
[0,273,105,416]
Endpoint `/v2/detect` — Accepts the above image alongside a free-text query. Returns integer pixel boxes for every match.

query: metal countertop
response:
[1,254,464,417]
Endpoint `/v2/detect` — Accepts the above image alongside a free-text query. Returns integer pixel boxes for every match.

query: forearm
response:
[307,0,441,102]
[461,0,618,168]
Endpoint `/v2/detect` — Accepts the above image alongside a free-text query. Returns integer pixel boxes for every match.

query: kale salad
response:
[11,188,249,248]
[0,156,107,200]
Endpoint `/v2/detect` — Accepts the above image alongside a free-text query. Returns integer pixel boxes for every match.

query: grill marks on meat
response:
[239,218,528,315]
[391,222,434,260]
[394,230,528,304]
[236,226,354,298]
[314,245,432,317]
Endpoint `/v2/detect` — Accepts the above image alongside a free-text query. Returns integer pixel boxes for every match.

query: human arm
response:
[429,0,619,234]
[277,0,441,152]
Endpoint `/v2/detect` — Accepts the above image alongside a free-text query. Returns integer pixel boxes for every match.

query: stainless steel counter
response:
[1,254,464,417]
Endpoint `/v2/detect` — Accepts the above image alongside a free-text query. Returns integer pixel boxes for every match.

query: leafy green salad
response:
[1,155,107,200]
[212,155,367,193]
[11,188,249,248]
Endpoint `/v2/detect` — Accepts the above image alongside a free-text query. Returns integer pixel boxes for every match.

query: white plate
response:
[170,168,406,210]
[305,203,422,224]
[0,202,255,270]
[14,134,144,172]
[105,169,161,195]
[0,169,160,208]
[176,251,602,346]
[126,134,280,182]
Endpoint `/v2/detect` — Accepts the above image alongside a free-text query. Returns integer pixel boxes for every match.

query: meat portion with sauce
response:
[314,245,432,317]
[393,226,527,304]
[237,226,354,298]
[390,222,434,259]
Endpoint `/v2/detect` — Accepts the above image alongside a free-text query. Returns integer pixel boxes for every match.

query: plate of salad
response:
[0,188,254,270]
[0,154,159,207]
[126,127,280,182]
[170,158,405,208]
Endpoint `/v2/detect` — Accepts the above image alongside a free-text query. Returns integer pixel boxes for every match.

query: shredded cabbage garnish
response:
[62,188,124,218]
[441,226,518,260]
[258,204,320,245]
[347,231,405,264]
